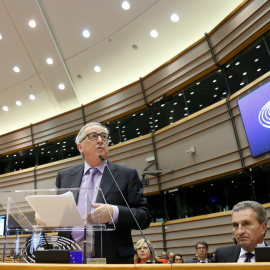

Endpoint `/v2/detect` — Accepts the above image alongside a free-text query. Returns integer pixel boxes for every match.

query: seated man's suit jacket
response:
[213,245,242,262]
[214,242,268,263]
[56,160,152,264]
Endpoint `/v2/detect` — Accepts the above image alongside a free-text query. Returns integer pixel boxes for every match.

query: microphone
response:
[99,155,157,263]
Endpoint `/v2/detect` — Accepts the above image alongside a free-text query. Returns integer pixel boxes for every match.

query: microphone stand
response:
[99,155,157,263]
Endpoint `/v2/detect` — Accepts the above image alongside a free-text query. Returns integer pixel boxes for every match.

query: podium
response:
[0,188,115,264]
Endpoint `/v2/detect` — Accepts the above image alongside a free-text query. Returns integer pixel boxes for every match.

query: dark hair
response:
[173,253,184,263]
[195,241,208,250]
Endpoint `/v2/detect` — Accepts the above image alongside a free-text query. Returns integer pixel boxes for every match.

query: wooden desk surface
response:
[0,263,270,270]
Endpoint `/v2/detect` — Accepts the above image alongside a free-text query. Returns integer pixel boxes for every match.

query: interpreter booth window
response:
[37,141,62,165]
[146,193,166,223]
[251,162,270,204]
[151,94,186,130]
[165,171,253,220]
[107,108,153,145]
[0,148,36,174]
[224,34,270,95]
[61,135,78,159]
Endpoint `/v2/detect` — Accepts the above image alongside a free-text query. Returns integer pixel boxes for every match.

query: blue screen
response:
[238,81,270,157]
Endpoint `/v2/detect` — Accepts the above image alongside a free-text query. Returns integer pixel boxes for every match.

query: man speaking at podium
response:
[55,122,151,264]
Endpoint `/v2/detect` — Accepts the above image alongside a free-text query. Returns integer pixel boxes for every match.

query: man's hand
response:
[86,203,113,224]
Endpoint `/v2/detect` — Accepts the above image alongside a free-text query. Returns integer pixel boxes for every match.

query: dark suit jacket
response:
[213,245,242,263]
[55,161,151,264]
[213,243,268,263]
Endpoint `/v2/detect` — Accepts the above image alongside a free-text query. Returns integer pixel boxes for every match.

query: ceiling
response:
[0,0,243,136]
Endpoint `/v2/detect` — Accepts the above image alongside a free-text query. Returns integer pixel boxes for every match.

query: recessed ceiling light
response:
[94,66,101,72]
[58,83,65,90]
[196,82,200,85]
[257,68,261,72]
[243,72,247,75]
[235,61,240,66]
[16,101,22,106]
[150,30,158,38]
[256,45,261,49]
[254,58,259,62]
[170,13,179,22]
[13,66,20,73]
[122,1,130,10]
[3,106,8,111]
[82,29,90,38]
[29,94,35,100]
[29,20,36,28]
[0,34,2,40]
[46,58,53,65]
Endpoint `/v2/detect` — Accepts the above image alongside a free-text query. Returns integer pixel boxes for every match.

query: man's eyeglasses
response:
[196,247,207,250]
[80,132,109,143]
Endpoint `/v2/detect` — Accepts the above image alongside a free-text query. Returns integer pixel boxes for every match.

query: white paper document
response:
[26,191,84,227]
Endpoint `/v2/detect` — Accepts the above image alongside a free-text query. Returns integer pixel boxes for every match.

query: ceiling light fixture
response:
[58,83,65,90]
[29,20,36,28]
[170,13,179,22]
[29,94,35,100]
[16,101,22,106]
[122,1,130,10]
[82,29,90,38]
[46,58,53,65]
[3,106,8,111]
[0,34,2,40]
[94,66,101,72]
[13,66,20,73]
[150,29,158,38]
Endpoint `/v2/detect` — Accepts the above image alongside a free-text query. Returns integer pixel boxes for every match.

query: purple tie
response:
[244,253,254,262]
[71,168,99,242]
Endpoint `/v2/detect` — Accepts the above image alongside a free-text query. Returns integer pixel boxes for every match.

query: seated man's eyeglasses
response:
[80,132,109,143]
[197,247,206,250]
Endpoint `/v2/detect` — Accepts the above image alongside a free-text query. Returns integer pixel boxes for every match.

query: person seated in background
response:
[186,241,211,263]
[173,253,184,263]
[134,239,167,264]
[168,251,175,263]
[160,250,168,263]
[7,249,15,258]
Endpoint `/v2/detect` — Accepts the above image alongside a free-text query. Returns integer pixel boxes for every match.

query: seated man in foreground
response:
[213,200,267,262]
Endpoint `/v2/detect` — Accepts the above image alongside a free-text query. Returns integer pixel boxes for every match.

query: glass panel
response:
[225,36,270,95]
